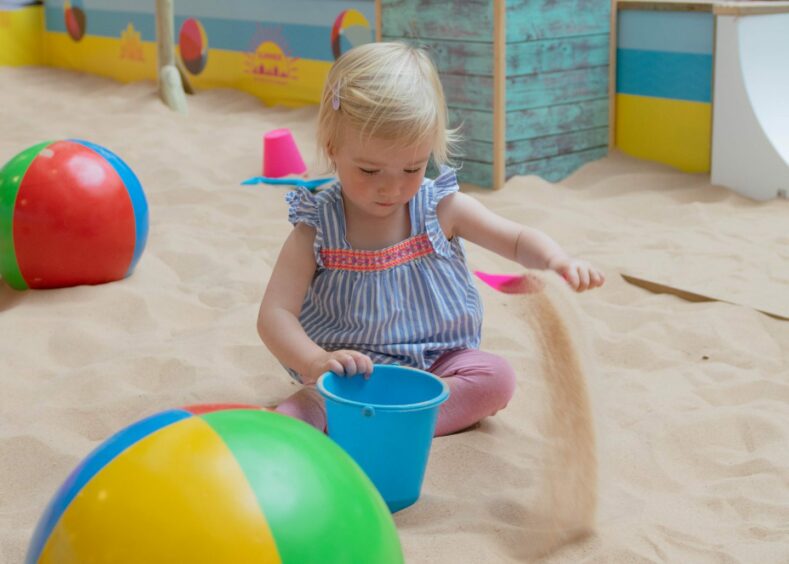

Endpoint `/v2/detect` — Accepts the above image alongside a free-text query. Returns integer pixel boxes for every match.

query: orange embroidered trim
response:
[320,233,434,271]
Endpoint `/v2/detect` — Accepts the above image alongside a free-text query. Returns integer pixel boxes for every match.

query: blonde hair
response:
[317,42,459,170]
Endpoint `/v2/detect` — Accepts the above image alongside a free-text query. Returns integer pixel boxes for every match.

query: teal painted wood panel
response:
[450,97,608,145]
[381,0,493,41]
[382,34,608,78]
[464,126,608,164]
[382,38,496,77]
[382,0,608,43]
[506,147,608,182]
[508,34,609,77]
[506,0,610,42]
[507,65,609,111]
[462,139,494,164]
[506,98,609,142]
[449,108,495,143]
[457,160,494,188]
[441,74,494,111]
[382,1,609,43]
[442,65,608,111]
[458,145,608,187]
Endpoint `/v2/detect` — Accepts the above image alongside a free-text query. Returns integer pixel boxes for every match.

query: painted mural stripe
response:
[44,8,372,63]
[617,10,714,55]
[615,93,711,173]
[47,0,375,28]
[71,139,148,277]
[25,409,192,564]
[616,48,712,103]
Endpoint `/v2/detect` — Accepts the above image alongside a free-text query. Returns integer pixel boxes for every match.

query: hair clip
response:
[331,80,341,111]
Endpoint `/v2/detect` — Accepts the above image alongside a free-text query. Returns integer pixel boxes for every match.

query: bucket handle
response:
[361,405,375,418]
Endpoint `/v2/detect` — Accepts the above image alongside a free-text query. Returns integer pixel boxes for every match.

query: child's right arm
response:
[257,224,372,385]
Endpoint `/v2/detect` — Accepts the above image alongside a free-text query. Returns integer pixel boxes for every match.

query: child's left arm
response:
[438,192,605,292]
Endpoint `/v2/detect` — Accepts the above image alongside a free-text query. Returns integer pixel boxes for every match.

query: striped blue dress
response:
[285,167,483,382]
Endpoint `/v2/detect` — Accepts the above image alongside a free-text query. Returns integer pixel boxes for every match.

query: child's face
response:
[331,127,433,218]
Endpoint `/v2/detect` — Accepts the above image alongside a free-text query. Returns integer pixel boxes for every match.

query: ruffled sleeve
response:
[285,187,323,266]
[285,187,319,228]
[424,166,460,258]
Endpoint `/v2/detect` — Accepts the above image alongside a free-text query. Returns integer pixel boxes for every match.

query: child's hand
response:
[305,349,374,384]
[547,255,605,292]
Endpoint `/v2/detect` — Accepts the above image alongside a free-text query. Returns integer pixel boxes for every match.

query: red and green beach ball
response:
[0,139,148,290]
[26,405,403,564]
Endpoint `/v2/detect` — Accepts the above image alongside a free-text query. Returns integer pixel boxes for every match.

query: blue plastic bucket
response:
[317,364,449,512]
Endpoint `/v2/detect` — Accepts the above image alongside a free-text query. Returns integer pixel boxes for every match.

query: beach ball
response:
[0,139,148,290]
[26,404,403,564]
[179,18,209,75]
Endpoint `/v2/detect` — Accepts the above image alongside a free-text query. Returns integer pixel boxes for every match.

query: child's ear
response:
[326,144,338,171]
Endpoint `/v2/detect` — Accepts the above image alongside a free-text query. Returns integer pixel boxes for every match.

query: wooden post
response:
[156,0,187,113]
[375,0,382,42]
[608,0,618,150]
[492,0,506,189]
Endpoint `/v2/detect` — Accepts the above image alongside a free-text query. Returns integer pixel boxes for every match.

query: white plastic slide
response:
[711,13,789,201]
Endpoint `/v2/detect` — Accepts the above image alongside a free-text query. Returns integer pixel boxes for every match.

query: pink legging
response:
[275,349,517,436]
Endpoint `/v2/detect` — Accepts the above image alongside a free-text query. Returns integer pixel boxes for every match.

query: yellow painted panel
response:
[40,417,281,564]
[616,93,711,173]
[45,31,156,83]
[0,6,44,66]
[44,32,331,107]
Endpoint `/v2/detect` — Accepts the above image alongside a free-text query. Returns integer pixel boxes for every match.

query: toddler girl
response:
[258,42,604,436]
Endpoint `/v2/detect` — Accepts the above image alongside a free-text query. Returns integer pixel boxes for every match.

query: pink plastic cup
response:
[263,128,307,177]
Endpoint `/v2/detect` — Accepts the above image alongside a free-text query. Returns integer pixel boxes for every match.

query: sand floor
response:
[1,67,788,563]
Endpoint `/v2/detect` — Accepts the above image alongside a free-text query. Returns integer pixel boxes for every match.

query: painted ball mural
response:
[331,9,372,60]
[179,18,209,75]
[64,0,86,42]
[25,405,404,564]
[0,139,148,290]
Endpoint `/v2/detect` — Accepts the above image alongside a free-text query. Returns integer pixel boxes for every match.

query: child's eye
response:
[359,168,379,175]
[404,168,422,174]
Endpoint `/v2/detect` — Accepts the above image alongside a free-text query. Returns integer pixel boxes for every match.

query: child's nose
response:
[377,183,398,197]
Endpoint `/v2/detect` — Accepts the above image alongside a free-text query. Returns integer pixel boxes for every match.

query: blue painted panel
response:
[616,48,712,103]
[618,10,713,55]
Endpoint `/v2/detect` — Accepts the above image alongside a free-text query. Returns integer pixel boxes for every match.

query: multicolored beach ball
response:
[26,405,403,564]
[0,139,148,290]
